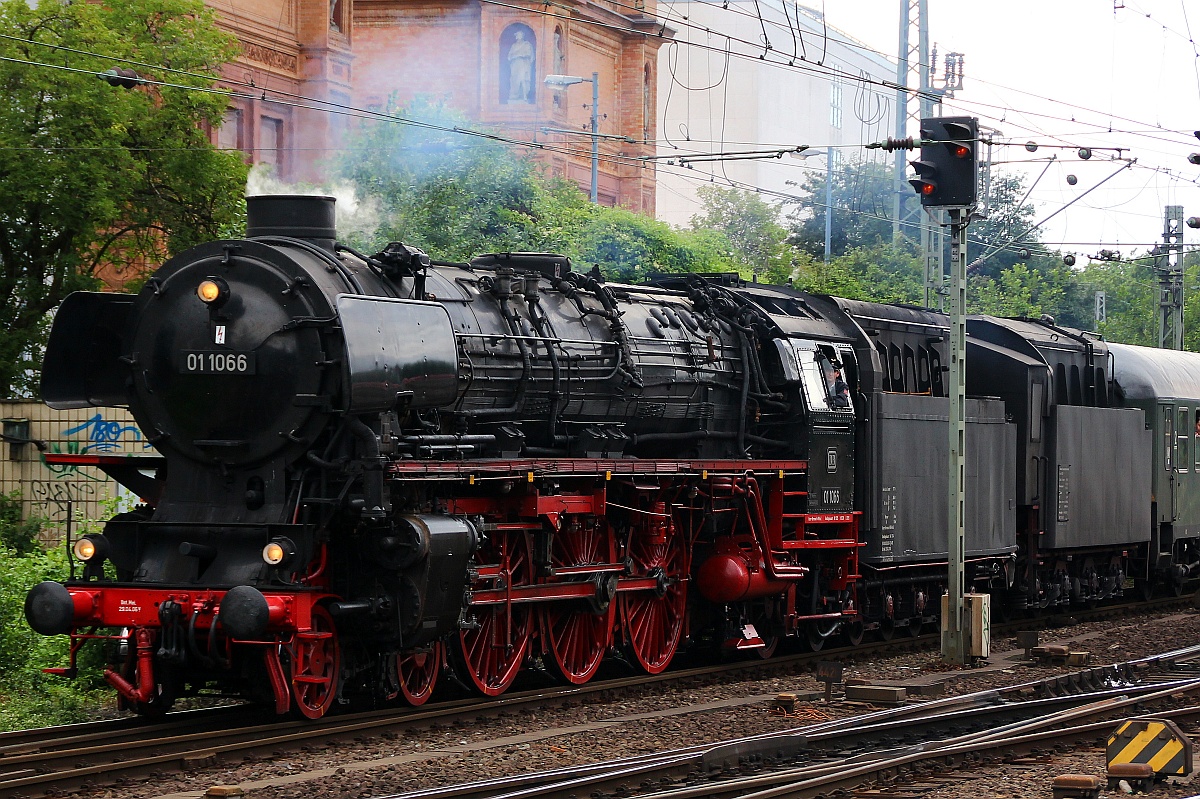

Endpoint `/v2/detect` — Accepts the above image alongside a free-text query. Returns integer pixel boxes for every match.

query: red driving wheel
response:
[541,518,616,684]
[619,515,687,674]
[396,641,443,706]
[456,531,534,696]
[289,604,340,719]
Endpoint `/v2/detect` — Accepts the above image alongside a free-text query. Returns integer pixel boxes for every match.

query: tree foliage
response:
[0,0,248,397]
[335,98,741,282]
[690,185,791,279]
[786,157,904,259]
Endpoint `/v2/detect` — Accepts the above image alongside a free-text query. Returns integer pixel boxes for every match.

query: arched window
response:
[643,62,653,141]
[552,26,566,109]
[500,24,536,105]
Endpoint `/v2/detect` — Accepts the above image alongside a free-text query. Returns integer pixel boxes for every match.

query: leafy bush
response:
[0,506,110,730]
[0,491,41,554]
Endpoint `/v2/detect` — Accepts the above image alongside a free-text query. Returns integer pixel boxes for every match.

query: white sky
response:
[822,1,1200,258]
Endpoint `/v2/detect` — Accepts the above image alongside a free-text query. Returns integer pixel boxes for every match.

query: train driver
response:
[829,368,850,408]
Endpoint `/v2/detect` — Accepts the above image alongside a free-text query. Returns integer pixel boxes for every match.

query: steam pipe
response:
[347,416,384,514]
[525,276,564,434]
[458,267,533,420]
[568,272,643,388]
[737,335,752,455]
[628,430,784,448]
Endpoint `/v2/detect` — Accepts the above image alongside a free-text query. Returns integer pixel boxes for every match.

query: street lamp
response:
[792,147,834,263]
[545,72,599,203]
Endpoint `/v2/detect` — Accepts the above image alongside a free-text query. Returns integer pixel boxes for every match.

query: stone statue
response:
[507,30,534,103]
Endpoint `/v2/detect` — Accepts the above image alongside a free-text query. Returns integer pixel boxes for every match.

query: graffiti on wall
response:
[29,413,151,522]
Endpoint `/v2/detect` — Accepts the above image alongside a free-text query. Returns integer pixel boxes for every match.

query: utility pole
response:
[943,206,968,665]
[1157,205,1185,349]
[824,146,833,263]
[589,72,599,204]
[907,116,978,665]
[544,73,601,203]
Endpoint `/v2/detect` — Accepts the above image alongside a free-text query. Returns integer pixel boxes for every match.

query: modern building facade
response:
[655,4,897,227]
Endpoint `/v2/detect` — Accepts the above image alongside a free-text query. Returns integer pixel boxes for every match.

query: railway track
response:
[382,645,1200,799]
[0,596,1191,799]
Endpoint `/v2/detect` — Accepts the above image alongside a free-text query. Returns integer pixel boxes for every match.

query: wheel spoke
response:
[542,517,615,684]
[620,518,686,675]
[397,641,442,706]
[289,605,340,719]
[457,532,533,696]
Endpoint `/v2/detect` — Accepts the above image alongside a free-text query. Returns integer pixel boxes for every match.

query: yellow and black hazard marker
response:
[1106,717,1193,779]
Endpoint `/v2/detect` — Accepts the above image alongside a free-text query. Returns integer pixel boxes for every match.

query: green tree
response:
[963,173,1043,279]
[336,98,738,281]
[0,0,247,397]
[690,185,791,281]
[786,158,903,259]
[970,262,1066,318]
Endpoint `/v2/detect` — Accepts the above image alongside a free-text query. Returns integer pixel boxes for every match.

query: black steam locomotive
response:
[23,195,1200,718]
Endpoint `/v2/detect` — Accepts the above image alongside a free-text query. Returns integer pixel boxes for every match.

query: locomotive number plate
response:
[180,351,256,374]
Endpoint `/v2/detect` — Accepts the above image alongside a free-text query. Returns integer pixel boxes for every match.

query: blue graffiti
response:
[62,413,143,452]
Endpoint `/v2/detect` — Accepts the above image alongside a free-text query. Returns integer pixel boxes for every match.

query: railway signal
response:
[908,116,978,207]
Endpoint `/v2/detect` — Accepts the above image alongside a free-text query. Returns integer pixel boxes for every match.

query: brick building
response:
[212,0,663,213]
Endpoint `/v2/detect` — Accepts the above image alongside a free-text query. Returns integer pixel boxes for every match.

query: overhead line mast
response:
[892,1,964,311]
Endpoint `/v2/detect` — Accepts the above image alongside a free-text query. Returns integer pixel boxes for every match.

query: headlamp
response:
[262,538,296,566]
[196,277,229,306]
[72,535,109,563]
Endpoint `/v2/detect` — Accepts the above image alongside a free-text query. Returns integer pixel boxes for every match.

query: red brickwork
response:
[207,0,663,213]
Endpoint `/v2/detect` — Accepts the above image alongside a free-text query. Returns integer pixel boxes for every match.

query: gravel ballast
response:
[75,606,1200,799]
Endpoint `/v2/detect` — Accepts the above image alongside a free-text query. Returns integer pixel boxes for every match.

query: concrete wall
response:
[1,402,149,543]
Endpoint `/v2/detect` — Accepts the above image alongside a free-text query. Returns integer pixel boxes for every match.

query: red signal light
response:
[919,181,935,195]
[951,144,970,159]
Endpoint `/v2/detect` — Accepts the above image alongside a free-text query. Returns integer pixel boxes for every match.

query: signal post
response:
[907,116,979,665]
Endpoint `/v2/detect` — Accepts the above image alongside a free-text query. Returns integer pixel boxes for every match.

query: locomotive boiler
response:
[24,195,863,717]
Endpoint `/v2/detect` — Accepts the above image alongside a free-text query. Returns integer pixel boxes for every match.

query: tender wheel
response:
[396,642,442,706]
[619,515,687,674]
[456,531,534,696]
[878,618,896,641]
[289,605,340,719]
[842,620,865,647]
[805,619,838,652]
[906,617,923,637]
[542,519,616,685]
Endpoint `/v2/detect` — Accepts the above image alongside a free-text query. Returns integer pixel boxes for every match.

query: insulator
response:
[880,136,914,152]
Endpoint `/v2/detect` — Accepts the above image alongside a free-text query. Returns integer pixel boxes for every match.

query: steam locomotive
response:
[23,195,1200,718]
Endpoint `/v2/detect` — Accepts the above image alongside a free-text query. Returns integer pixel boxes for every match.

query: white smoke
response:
[245,164,382,243]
